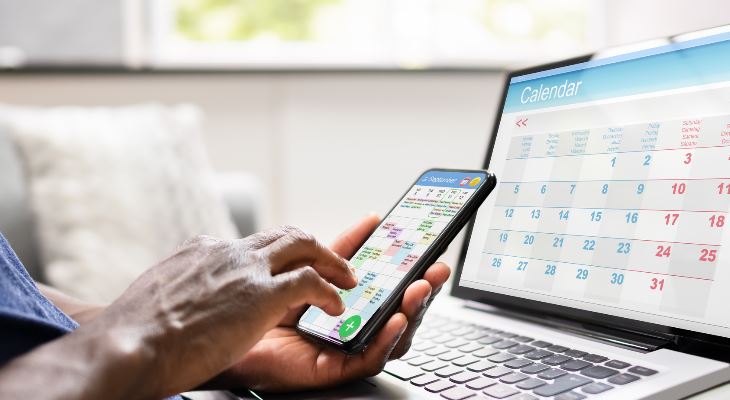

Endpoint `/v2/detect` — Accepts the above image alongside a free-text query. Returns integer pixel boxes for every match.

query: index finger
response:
[262,226,358,289]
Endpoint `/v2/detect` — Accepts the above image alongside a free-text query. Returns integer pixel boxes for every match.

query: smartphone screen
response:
[298,170,488,345]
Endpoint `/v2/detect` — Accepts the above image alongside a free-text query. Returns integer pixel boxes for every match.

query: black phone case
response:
[296,168,497,354]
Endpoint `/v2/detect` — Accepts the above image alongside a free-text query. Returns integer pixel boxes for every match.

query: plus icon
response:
[338,315,362,339]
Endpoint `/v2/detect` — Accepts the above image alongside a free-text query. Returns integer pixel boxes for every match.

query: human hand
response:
[203,214,451,392]
[88,227,358,398]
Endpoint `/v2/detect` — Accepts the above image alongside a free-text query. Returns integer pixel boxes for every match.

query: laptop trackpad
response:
[234,375,420,399]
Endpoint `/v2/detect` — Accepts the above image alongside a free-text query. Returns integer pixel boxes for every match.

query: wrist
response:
[72,324,163,399]
[71,304,107,325]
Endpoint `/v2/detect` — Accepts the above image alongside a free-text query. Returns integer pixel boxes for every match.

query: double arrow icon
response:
[515,118,528,127]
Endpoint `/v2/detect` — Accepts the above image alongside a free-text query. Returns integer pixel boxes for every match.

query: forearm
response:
[38,284,106,324]
[0,324,160,400]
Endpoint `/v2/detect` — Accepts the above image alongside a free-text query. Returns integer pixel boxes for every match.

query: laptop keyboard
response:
[383,314,659,399]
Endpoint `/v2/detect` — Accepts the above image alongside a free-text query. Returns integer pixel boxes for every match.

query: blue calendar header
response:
[503,30,730,113]
[417,170,486,189]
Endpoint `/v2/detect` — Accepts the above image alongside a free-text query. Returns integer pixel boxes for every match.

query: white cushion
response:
[0,103,238,302]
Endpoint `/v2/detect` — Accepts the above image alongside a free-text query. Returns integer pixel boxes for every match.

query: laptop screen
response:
[459,27,730,339]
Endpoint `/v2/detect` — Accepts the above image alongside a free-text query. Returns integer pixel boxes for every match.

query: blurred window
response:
[149,0,604,68]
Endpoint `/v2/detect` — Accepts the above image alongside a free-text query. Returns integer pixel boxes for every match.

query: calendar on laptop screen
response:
[460,30,730,338]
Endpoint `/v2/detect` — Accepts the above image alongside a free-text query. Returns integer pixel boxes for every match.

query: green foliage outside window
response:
[176,0,340,41]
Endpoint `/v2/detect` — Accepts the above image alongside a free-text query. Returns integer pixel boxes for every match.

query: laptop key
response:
[413,342,436,352]
[433,334,455,344]
[516,378,547,390]
[473,347,500,358]
[509,345,535,355]
[563,350,587,358]
[545,345,569,353]
[525,350,553,360]
[425,380,455,393]
[531,341,552,348]
[538,368,568,380]
[628,366,658,376]
[488,352,516,363]
[483,384,519,399]
[500,372,529,384]
[510,394,538,400]
[439,351,466,362]
[560,360,592,371]
[608,373,640,385]
[483,366,513,378]
[460,343,484,353]
[451,326,475,336]
[464,331,490,341]
[478,336,502,345]
[493,340,518,350]
[400,350,420,361]
[411,374,439,387]
[554,391,586,400]
[504,358,533,369]
[496,332,518,339]
[446,338,471,349]
[542,354,572,366]
[423,361,450,372]
[440,386,476,400]
[436,366,464,378]
[514,335,534,343]
[468,360,497,372]
[581,382,614,394]
[450,371,481,384]
[605,360,631,369]
[582,354,608,363]
[419,330,444,340]
[408,356,434,366]
[453,355,481,367]
[383,360,425,380]
[521,363,550,374]
[533,374,592,396]
[466,377,498,390]
[440,323,464,333]
[580,365,619,379]
[426,346,451,357]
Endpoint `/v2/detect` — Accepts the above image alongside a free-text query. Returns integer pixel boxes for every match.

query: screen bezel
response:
[450,25,730,353]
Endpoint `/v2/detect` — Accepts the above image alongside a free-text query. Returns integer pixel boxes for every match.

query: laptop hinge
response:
[464,301,675,352]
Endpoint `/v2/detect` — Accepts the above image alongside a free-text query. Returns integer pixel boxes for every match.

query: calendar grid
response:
[474,111,730,322]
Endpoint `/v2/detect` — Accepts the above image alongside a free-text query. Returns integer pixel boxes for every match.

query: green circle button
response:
[339,314,362,340]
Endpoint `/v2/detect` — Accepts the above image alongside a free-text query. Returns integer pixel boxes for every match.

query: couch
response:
[0,126,260,284]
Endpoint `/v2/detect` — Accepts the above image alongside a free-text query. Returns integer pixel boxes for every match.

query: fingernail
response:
[399,321,408,337]
[421,290,432,308]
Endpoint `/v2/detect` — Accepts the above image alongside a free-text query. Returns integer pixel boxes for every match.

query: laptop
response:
[238,25,730,400]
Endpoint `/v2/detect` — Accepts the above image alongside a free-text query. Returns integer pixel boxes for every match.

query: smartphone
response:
[296,168,496,354]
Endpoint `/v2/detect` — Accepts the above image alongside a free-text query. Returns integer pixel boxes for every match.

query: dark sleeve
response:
[0,309,70,366]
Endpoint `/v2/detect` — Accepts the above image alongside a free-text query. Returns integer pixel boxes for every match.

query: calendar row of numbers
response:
[495,179,730,211]
[484,228,718,281]
[480,253,673,294]
[492,205,726,244]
